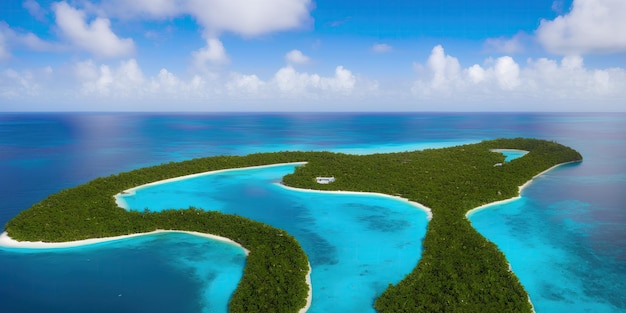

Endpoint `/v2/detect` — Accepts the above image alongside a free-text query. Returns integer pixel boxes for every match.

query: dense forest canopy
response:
[5,138,582,312]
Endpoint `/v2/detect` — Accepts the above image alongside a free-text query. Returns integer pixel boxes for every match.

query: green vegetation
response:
[4,138,582,312]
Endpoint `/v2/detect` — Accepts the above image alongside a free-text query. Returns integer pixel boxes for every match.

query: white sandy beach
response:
[277,184,434,220]
[0,229,250,254]
[114,162,308,210]
[465,161,579,218]
[299,261,313,313]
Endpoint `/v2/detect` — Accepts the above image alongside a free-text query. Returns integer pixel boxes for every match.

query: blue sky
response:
[1,0,625,111]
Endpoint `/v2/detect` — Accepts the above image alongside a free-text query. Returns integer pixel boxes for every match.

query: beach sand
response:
[277,184,433,220]
[0,229,249,254]
[465,161,578,218]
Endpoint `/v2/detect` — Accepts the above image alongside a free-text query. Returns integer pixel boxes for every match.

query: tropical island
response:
[3,138,582,312]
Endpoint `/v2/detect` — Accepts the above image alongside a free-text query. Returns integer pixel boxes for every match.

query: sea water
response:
[1,113,625,312]
[0,232,245,313]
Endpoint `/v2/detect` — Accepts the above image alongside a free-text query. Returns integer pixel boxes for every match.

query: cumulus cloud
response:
[412,45,626,109]
[227,73,265,94]
[149,69,206,95]
[415,45,462,91]
[74,59,144,96]
[536,0,626,54]
[19,57,357,109]
[493,56,521,90]
[192,37,229,68]
[53,1,134,58]
[101,0,312,37]
[187,0,312,37]
[371,43,392,53]
[273,65,356,95]
[0,69,40,99]
[285,49,310,65]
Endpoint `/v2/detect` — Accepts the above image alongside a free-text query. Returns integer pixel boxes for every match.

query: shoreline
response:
[465,161,580,218]
[0,229,250,254]
[465,160,580,313]
[1,228,313,311]
[114,162,308,210]
[299,261,313,313]
[8,162,316,312]
[277,184,433,220]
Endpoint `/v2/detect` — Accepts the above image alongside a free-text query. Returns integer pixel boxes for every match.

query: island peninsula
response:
[3,138,582,312]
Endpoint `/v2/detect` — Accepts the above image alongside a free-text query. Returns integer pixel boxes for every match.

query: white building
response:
[316,176,335,184]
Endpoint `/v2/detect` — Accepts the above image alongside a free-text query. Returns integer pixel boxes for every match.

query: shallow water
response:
[121,164,429,313]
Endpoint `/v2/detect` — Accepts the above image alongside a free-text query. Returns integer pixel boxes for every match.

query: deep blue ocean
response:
[0,113,624,313]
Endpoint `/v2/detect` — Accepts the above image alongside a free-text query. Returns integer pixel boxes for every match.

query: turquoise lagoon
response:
[119,164,430,313]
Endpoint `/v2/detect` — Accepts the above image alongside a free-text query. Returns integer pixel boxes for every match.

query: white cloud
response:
[64,58,360,107]
[1,69,39,99]
[20,32,56,51]
[101,0,186,19]
[3,46,624,111]
[552,0,565,14]
[149,69,206,95]
[192,37,229,68]
[0,26,10,60]
[372,43,392,53]
[53,1,134,58]
[23,0,48,22]
[227,73,265,94]
[484,32,527,54]
[285,49,310,65]
[421,45,462,91]
[273,65,356,95]
[74,59,144,96]
[493,56,520,90]
[536,0,626,54]
[186,0,312,37]
[101,0,313,37]
[0,22,59,59]
[412,45,626,110]
[466,64,486,84]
